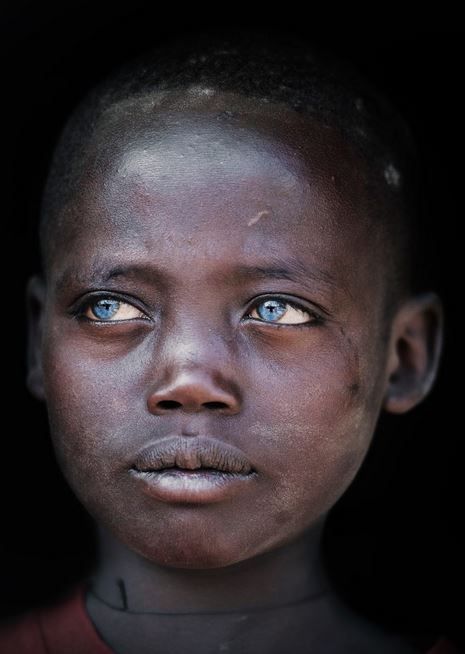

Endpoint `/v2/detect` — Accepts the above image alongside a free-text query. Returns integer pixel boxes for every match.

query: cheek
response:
[246,333,380,526]
[39,318,384,566]
[40,334,140,505]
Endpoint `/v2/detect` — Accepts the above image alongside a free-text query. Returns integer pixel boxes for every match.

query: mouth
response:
[131,435,254,475]
[129,435,257,504]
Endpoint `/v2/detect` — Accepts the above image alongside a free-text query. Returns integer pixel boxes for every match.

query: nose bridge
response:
[146,311,242,416]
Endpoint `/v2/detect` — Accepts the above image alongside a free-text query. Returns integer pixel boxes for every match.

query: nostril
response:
[147,387,241,416]
[203,401,229,410]
[157,400,182,410]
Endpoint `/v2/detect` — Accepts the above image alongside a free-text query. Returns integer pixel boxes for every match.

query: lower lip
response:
[129,468,257,504]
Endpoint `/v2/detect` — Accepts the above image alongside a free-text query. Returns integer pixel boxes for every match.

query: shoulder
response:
[0,608,46,654]
[0,580,113,654]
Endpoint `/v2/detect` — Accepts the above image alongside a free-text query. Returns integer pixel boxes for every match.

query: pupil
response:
[257,299,286,322]
[93,299,120,320]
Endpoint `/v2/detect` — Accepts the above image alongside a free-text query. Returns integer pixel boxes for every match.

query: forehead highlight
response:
[65,99,377,229]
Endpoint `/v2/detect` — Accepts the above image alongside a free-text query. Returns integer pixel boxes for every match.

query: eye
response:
[245,297,320,326]
[76,296,148,322]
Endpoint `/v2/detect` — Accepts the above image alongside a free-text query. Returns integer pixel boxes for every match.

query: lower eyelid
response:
[77,314,151,326]
[91,309,147,322]
[247,316,318,327]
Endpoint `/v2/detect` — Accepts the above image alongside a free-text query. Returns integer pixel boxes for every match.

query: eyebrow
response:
[56,255,342,298]
[230,258,339,291]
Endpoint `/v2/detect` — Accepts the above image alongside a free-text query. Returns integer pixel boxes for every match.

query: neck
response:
[88,518,330,614]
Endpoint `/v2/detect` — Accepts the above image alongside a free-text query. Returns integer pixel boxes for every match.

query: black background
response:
[2,5,463,649]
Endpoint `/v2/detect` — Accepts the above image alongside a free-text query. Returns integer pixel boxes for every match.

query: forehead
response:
[89,89,371,199]
[50,91,386,308]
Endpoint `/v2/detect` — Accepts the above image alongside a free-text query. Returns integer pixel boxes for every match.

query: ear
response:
[382,292,444,414]
[25,274,47,402]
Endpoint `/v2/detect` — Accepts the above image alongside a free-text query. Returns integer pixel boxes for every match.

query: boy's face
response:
[32,93,396,568]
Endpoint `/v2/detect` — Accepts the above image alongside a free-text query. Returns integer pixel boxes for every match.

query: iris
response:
[256,299,287,322]
[92,298,121,320]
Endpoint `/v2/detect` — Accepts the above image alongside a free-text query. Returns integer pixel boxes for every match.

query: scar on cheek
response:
[338,326,362,399]
[247,210,269,226]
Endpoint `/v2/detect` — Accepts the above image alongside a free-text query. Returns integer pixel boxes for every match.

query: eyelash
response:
[244,296,323,328]
[70,293,323,328]
[70,293,149,324]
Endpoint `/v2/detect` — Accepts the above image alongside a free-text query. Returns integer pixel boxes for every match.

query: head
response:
[26,33,443,569]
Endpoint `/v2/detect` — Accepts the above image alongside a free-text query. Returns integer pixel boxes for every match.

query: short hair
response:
[39,31,429,323]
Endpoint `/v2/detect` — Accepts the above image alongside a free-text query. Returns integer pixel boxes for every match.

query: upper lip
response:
[131,435,254,475]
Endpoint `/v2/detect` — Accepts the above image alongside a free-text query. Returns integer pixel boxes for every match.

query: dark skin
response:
[26,90,443,653]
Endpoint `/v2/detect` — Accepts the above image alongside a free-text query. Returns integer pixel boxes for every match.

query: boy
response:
[1,32,456,653]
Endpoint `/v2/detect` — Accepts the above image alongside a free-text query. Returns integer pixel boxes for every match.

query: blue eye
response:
[73,295,148,322]
[92,298,121,320]
[256,299,287,322]
[247,297,317,326]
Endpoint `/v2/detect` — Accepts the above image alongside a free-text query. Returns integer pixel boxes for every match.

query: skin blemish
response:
[384,163,401,188]
[247,210,269,226]
[355,97,364,112]
[348,382,360,396]
[189,85,215,97]
[216,110,236,121]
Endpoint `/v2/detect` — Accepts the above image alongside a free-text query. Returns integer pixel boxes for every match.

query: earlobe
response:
[382,292,444,414]
[25,274,47,402]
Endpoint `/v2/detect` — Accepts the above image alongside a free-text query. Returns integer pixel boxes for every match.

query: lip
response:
[129,435,257,504]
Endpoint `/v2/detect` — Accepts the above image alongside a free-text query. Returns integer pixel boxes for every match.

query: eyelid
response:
[69,291,152,322]
[69,291,326,326]
[244,294,324,326]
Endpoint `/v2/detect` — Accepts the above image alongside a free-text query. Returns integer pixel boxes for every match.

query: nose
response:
[147,366,242,416]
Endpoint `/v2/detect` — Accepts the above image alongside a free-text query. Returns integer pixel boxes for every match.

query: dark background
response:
[2,5,463,649]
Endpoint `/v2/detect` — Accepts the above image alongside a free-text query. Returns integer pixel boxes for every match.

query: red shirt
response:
[0,582,461,654]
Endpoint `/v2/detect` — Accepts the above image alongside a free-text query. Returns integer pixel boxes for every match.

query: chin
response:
[123,527,263,570]
[139,543,249,570]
